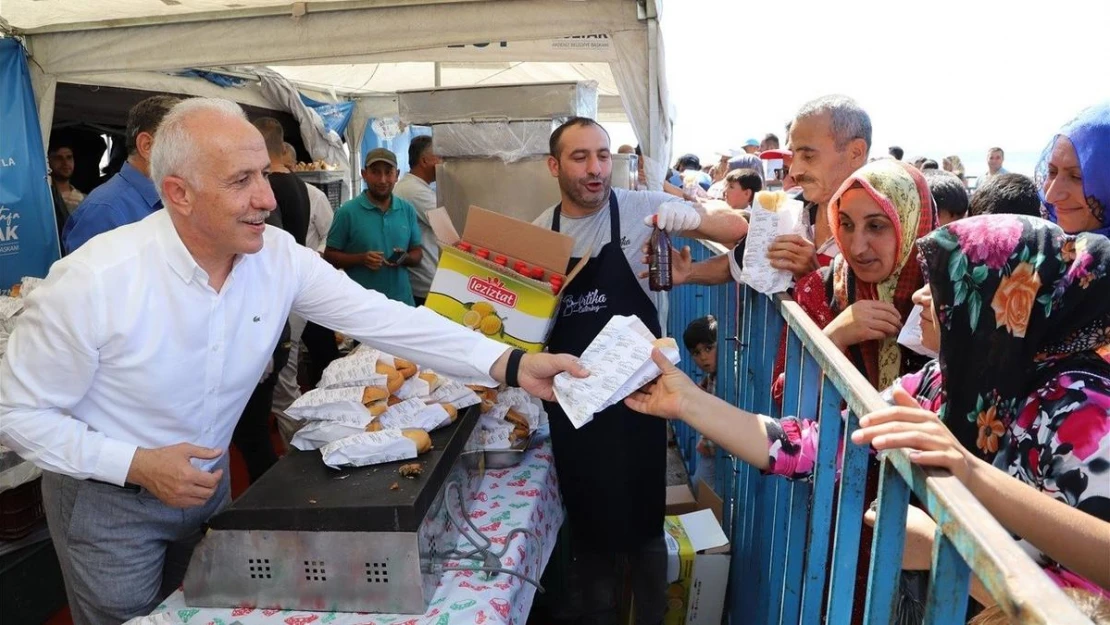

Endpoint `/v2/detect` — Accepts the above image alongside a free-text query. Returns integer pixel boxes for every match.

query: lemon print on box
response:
[463,301,506,337]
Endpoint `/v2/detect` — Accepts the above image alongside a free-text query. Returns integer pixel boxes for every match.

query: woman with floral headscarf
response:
[627,215,1110,598]
[1038,102,1110,237]
[773,159,937,401]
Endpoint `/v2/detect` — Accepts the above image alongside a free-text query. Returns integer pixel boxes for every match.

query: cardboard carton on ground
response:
[626,481,730,625]
[424,206,588,352]
[663,481,730,625]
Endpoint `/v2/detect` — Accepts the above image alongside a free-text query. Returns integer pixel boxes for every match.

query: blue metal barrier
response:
[665,238,1092,625]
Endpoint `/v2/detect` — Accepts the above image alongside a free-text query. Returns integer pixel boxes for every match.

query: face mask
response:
[897,305,939,359]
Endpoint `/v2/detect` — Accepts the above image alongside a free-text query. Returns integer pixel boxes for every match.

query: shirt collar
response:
[153,210,202,284]
[118,161,163,208]
[358,192,394,213]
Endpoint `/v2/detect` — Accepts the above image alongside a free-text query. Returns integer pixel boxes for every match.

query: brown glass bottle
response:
[648,217,672,291]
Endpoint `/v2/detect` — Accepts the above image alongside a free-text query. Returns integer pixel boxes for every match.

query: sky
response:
[607,0,1110,180]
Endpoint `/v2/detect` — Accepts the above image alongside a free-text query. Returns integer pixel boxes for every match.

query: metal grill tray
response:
[207,408,479,533]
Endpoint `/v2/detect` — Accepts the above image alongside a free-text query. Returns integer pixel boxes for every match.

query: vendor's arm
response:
[0,262,136,485]
[291,245,585,393]
[647,198,748,247]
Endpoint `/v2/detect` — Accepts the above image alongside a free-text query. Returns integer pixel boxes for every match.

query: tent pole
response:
[434,62,441,88]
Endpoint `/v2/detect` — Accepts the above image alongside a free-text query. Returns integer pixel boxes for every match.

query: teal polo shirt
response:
[327,192,422,305]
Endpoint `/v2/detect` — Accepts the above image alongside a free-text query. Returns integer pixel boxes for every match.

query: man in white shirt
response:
[0,98,584,625]
[393,134,441,306]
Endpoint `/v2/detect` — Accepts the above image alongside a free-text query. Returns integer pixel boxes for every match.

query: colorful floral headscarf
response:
[1036,102,1110,237]
[827,159,937,389]
[917,215,1110,460]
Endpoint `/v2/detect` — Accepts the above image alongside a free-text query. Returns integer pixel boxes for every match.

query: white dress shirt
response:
[305,183,334,253]
[392,173,441,299]
[0,209,507,486]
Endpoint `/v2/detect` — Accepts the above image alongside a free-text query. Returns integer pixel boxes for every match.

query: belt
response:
[88,478,142,493]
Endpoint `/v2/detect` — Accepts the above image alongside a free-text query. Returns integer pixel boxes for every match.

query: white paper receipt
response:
[552,315,680,429]
[320,430,417,469]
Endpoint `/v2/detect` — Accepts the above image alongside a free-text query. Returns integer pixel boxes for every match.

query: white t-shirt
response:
[305,184,334,253]
[393,173,441,299]
[532,188,678,327]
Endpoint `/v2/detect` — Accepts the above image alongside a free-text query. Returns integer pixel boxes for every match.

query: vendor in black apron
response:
[535,118,707,625]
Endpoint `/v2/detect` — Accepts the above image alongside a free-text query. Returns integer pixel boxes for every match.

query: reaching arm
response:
[323,247,373,270]
[687,199,749,246]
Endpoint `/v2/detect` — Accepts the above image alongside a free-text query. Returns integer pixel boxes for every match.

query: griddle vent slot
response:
[248,558,272,580]
[366,561,390,584]
[304,560,327,582]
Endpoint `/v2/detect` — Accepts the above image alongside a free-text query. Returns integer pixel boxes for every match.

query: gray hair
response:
[149,97,248,202]
[794,95,872,153]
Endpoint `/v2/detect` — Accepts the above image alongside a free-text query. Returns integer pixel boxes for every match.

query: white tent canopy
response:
[2,0,673,187]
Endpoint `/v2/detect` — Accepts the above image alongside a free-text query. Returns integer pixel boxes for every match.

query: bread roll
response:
[504,408,529,430]
[755,190,787,212]
[387,395,402,406]
[441,403,458,422]
[367,401,389,417]
[395,357,418,379]
[363,387,389,405]
[651,337,678,351]
[364,420,383,432]
[9,284,21,298]
[418,372,440,390]
[401,429,432,454]
[376,362,404,394]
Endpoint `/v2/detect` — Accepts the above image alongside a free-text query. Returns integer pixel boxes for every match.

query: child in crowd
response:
[683,315,718,489]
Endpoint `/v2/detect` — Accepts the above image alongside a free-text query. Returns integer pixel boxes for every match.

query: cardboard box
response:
[663,507,730,625]
[624,481,730,625]
[665,484,699,516]
[424,206,588,352]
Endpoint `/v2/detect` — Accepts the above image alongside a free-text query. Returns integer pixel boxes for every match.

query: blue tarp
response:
[300,94,356,137]
[356,118,432,190]
[0,38,60,287]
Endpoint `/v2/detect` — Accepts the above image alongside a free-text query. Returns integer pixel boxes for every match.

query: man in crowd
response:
[672,95,871,287]
[970,173,1043,218]
[669,153,712,190]
[324,148,423,306]
[253,117,310,246]
[981,146,1008,185]
[48,140,85,215]
[723,168,762,211]
[760,133,780,152]
[0,98,584,625]
[923,169,970,226]
[393,135,442,307]
[281,142,334,252]
[889,145,904,161]
[742,138,760,154]
[533,117,746,625]
[62,95,180,253]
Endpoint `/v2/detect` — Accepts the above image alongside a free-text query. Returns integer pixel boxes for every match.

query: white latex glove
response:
[646,201,702,232]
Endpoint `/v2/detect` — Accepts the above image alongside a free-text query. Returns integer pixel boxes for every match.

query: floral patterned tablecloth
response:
[144,434,563,625]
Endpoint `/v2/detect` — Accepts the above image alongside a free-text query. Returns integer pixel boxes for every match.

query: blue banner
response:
[299,94,355,137]
[0,38,60,288]
[359,118,431,180]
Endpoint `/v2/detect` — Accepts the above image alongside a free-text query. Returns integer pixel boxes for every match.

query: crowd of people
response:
[643,96,1110,622]
[2,89,1107,625]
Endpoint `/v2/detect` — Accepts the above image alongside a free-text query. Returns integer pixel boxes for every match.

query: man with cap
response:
[324,148,423,305]
[742,138,761,154]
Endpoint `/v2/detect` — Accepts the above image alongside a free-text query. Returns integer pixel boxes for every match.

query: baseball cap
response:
[364,147,398,168]
[743,138,760,148]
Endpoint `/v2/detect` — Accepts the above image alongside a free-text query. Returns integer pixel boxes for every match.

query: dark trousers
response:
[414,296,426,307]
[301,320,340,387]
[231,325,291,482]
[574,534,668,625]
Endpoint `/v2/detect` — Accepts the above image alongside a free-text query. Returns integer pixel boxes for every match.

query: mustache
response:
[793,175,815,185]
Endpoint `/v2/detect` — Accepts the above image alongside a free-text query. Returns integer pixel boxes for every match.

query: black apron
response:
[544,192,667,553]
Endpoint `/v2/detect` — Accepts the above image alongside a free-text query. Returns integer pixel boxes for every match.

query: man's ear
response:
[848,138,869,167]
[136,131,156,161]
[162,175,191,215]
[546,155,560,178]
